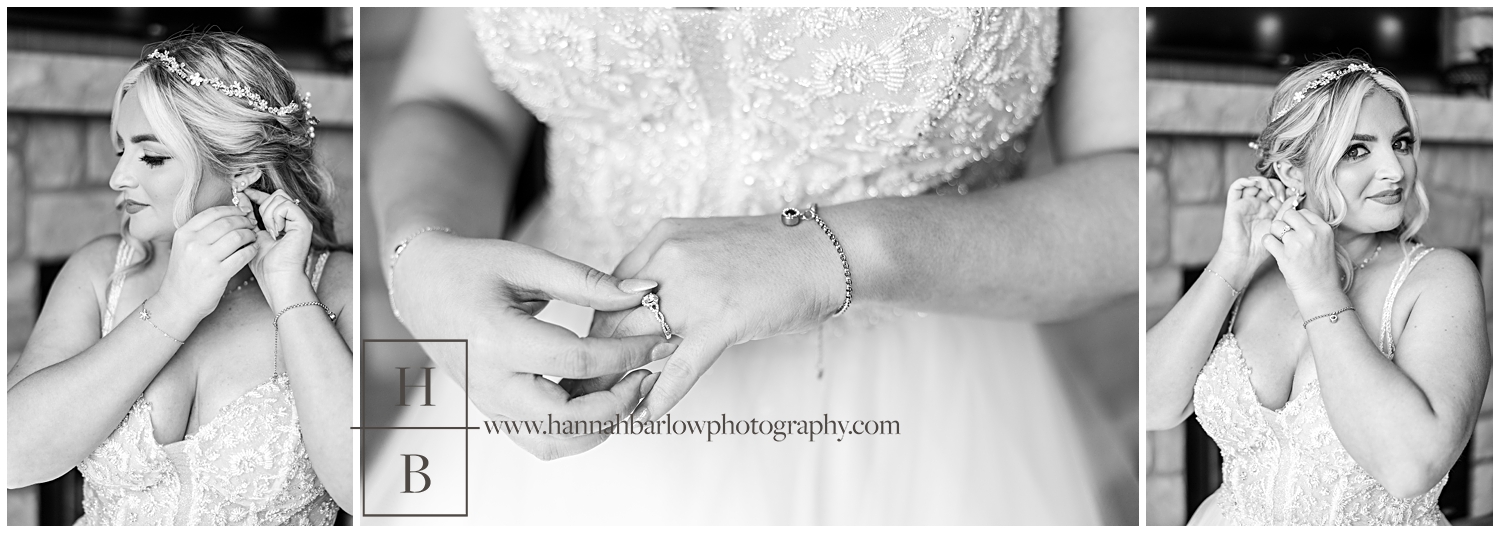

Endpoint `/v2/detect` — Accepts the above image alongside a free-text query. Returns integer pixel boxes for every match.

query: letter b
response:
[402,454,431,493]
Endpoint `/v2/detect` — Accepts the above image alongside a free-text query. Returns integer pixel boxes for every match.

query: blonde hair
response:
[110,32,338,283]
[1252,57,1429,291]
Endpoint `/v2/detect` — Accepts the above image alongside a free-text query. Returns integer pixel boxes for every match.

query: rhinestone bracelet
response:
[387,226,452,322]
[781,203,852,317]
[1203,267,1241,299]
[138,298,186,344]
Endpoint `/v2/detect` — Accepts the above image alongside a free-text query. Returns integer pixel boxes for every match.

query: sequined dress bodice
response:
[1191,244,1445,525]
[469,7,1058,268]
[76,245,338,525]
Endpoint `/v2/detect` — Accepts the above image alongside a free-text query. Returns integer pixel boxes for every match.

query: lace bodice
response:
[469,7,1058,268]
[1191,244,1446,525]
[77,245,338,525]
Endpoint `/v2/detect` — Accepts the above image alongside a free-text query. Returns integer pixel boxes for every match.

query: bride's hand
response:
[583,214,846,421]
[1213,176,1285,288]
[392,234,676,459]
[154,206,260,319]
[242,188,313,289]
[1263,207,1343,301]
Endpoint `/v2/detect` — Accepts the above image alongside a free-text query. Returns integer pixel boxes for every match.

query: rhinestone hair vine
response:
[147,49,317,138]
[1272,62,1379,122]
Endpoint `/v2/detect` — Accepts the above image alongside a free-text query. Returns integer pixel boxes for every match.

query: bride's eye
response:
[1342,144,1369,160]
[1393,136,1414,154]
[140,154,169,168]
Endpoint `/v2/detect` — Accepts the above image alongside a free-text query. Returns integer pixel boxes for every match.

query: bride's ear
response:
[1272,161,1305,192]
[230,167,265,191]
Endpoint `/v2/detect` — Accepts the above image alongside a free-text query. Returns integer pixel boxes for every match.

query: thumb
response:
[1262,234,1286,263]
[517,248,658,311]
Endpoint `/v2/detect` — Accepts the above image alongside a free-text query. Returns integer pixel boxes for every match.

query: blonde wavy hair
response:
[109,32,338,283]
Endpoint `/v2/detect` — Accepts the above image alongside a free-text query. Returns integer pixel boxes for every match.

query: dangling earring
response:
[231,180,246,208]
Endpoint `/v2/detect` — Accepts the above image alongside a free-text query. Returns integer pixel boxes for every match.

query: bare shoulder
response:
[60,234,126,295]
[1408,247,1482,292]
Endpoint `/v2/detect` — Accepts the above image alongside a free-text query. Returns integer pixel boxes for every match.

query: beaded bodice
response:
[1191,244,1445,525]
[77,245,338,525]
[469,7,1058,268]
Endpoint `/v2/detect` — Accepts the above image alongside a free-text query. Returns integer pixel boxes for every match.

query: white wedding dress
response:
[1188,244,1448,525]
[368,7,1131,524]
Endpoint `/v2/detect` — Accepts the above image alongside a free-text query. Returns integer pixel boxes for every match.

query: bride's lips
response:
[1368,187,1403,206]
[118,199,149,214]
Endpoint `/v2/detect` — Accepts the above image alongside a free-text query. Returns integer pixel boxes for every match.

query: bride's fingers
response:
[612,218,679,279]
[1228,177,1259,199]
[1272,191,1298,221]
[632,332,731,422]
[512,321,675,379]
[494,415,612,460]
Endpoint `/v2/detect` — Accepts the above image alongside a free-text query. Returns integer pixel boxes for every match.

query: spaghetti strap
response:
[101,240,134,337]
[1225,293,1245,334]
[1378,243,1433,358]
[309,251,330,291]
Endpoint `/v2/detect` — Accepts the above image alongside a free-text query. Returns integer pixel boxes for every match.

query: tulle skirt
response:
[365,299,1128,525]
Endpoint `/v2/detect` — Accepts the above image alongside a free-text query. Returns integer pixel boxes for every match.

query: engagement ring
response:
[642,292,673,340]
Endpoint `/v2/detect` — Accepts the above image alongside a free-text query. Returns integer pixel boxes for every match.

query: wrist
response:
[262,274,317,311]
[1207,252,1254,291]
[788,205,859,319]
[145,289,205,336]
[1293,287,1352,319]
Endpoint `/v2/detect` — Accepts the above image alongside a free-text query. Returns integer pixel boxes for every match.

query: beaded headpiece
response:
[147,49,316,138]
[1272,61,1379,122]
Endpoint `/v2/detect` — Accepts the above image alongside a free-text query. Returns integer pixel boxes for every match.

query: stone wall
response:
[6,50,352,525]
[1145,79,1493,525]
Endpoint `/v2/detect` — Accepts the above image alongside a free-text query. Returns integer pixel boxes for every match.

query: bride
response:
[1146,58,1490,525]
[370,7,1137,524]
[7,33,352,525]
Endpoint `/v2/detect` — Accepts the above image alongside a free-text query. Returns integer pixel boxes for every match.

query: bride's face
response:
[1327,90,1415,234]
[109,89,231,242]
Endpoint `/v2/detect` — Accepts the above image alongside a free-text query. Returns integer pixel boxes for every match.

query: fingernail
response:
[633,407,651,423]
[649,343,678,360]
[617,278,658,293]
[640,373,660,397]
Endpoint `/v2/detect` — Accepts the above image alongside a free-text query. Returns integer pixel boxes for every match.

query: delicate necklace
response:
[226,275,256,294]
[1355,241,1383,271]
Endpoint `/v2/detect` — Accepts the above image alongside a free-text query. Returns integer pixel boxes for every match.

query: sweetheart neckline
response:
[1218,333,1317,415]
[135,372,288,449]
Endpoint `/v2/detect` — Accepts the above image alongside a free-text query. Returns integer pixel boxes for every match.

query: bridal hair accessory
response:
[147,49,317,138]
[781,204,853,317]
[273,301,336,373]
[1202,267,1241,299]
[138,298,186,344]
[1273,62,1379,122]
[387,226,453,322]
[1303,305,1355,329]
[641,292,674,340]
